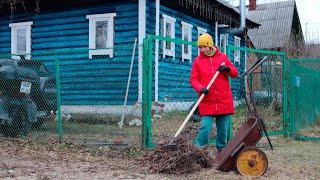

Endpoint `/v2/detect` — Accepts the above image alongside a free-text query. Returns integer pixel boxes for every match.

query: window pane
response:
[182,28,189,54]
[165,22,171,37]
[165,22,171,49]
[184,45,189,54]
[17,28,26,54]
[183,30,188,41]
[96,21,108,49]
[220,36,226,53]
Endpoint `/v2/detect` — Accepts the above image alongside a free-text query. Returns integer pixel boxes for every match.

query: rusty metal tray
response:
[215,117,262,171]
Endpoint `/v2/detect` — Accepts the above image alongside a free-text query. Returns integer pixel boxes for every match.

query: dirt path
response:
[0,137,319,179]
[0,154,146,179]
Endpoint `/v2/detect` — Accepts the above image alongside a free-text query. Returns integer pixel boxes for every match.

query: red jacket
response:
[190,48,238,116]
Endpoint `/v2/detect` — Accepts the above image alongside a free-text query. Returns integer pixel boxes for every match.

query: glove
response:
[218,65,231,73]
[200,88,209,95]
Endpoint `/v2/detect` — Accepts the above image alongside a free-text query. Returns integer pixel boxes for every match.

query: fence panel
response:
[142,35,198,148]
[0,51,59,141]
[142,36,287,148]
[226,46,287,136]
[2,37,319,147]
[0,42,143,147]
[288,58,320,141]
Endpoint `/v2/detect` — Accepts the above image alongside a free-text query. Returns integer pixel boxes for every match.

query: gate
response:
[142,35,288,148]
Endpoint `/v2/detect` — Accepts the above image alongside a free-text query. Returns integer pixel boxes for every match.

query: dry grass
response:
[0,136,319,179]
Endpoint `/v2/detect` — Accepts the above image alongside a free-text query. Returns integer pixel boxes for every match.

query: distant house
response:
[246,0,304,55]
[0,0,259,112]
[240,0,304,101]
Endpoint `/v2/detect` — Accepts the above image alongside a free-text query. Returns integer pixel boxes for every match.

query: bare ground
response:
[0,136,319,180]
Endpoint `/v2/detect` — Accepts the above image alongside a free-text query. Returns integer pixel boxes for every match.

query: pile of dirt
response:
[180,124,199,140]
[140,138,213,175]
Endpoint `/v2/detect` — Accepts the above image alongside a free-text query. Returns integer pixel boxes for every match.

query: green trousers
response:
[195,115,230,150]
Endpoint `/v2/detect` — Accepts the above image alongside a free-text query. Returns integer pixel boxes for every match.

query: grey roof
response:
[216,0,240,12]
[247,0,296,49]
[216,0,259,27]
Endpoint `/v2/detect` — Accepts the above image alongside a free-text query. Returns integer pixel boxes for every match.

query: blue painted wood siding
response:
[226,35,246,100]
[0,18,10,53]
[146,2,245,102]
[146,3,214,102]
[0,2,139,105]
[0,1,247,105]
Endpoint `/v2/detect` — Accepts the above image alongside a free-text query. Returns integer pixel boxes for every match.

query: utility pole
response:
[305,22,309,56]
[305,22,308,43]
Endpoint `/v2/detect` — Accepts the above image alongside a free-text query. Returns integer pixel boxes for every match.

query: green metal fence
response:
[142,35,288,148]
[226,45,288,136]
[1,36,319,147]
[287,58,320,141]
[0,51,60,141]
[142,35,198,148]
[0,43,144,146]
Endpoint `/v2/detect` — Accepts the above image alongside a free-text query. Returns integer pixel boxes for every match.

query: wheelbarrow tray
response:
[215,117,262,171]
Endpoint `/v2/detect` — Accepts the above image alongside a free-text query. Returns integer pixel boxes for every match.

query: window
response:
[181,22,192,61]
[86,13,116,59]
[234,36,241,64]
[219,34,228,54]
[197,27,207,37]
[162,14,176,58]
[197,27,207,55]
[9,21,33,59]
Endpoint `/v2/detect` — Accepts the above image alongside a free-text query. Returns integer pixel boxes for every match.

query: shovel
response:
[164,63,225,149]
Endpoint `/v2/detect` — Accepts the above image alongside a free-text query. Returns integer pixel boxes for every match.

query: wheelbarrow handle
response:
[169,63,225,145]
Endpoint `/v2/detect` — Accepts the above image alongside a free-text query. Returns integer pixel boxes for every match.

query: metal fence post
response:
[226,45,233,140]
[54,51,63,140]
[282,55,290,136]
[142,37,154,148]
[288,58,296,137]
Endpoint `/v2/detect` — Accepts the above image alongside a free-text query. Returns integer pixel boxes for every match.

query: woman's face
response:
[199,46,213,55]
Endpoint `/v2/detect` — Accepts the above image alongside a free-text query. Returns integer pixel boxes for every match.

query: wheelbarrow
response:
[215,116,270,176]
[215,56,273,176]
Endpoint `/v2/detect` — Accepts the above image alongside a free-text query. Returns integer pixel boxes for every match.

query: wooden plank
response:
[32,53,89,61]
[33,23,88,33]
[0,48,10,53]
[32,40,88,50]
[34,17,86,27]
[60,76,138,83]
[59,64,137,70]
[32,47,87,55]
[61,85,138,92]
[60,99,137,105]
[0,42,10,48]
[33,35,87,44]
[61,83,138,90]
[60,71,139,79]
[0,31,10,37]
[32,29,88,39]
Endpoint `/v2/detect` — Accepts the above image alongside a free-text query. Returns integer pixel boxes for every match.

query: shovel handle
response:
[171,63,225,142]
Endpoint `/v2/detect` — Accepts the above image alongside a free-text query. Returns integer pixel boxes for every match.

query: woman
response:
[190,33,238,153]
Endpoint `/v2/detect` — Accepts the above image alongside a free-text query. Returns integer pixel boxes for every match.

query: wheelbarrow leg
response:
[258,118,273,150]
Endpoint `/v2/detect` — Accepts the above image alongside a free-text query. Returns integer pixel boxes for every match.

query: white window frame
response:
[197,27,207,55]
[234,36,241,64]
[197,26,207,37]
[181,21,192,62]
[9,21,33,59]
[219,34,228,54]
[162,14,176,58]
[86,13,116,59]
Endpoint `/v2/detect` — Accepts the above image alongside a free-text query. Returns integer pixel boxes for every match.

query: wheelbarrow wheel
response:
[236,146,268,177]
